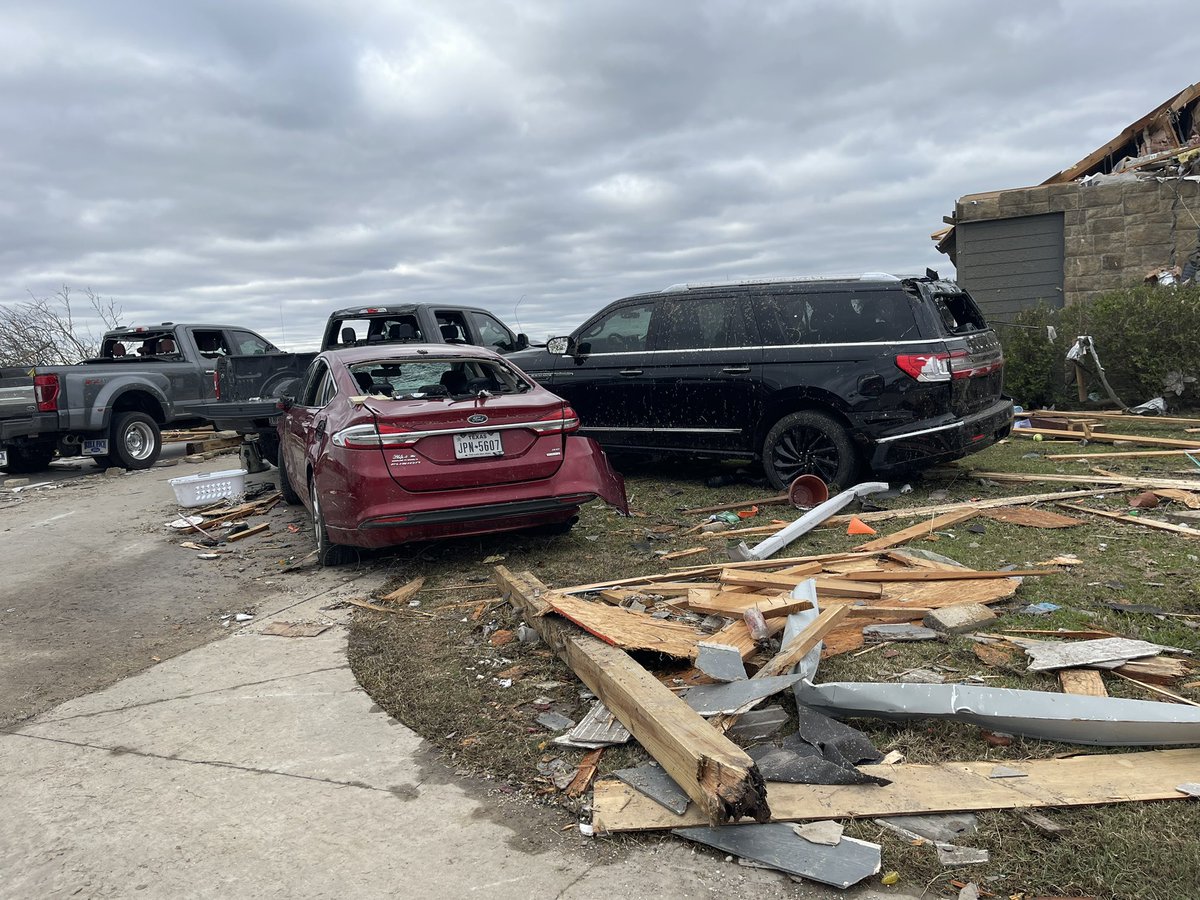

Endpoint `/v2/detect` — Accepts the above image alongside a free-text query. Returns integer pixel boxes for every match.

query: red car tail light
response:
[895,351,971,382]
[528,406,580,435]
[331,423,419,449]
[34,374,60,411]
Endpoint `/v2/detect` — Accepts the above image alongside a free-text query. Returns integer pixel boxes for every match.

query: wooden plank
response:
[1112,672,1200,707]
[1152,489,1200,510]
[685,589,808,618]
[854,508,980,551]
[878,578,1021,609]
[185,436,243,454]
[1010,428,1200,449]
[593,748,1200,831]
[836,569,1050,582]
[812,577,883,599]
[1115,656,1192,685]
[1058,503,1200,538]
[1027,410,1200,426]
[719,565,823,591]
[981,507,1083,528]
[495,567,769,826]
[660,547,708,561]
[225,522,269,542]
[1058,669,1108,697]
[1046,448,1200,461]
[545,594,708,660]
[973,470,1200,491]
[381,577,425,604]
[708,616,787,660]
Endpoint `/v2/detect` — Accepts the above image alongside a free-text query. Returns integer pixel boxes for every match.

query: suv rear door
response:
[642,290,761,452]
[918,283,1005,417]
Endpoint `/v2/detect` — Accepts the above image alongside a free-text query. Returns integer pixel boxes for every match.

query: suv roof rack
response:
[659,273,902,293]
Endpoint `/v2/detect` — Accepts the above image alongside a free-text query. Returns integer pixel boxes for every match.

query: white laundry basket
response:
[169,469,248,507]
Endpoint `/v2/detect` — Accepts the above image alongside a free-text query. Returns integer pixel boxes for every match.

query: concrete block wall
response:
[955,178,1200,305]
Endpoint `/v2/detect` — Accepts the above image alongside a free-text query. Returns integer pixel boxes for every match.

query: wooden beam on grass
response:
[971,470,1200,491]
[592,747,1200,831]
[840,568,1054,582]
[494,567,770,825]
[854,508,980,551]
[381,576,425,604]
[1026,409,1200,426]
[1009,428,1200,449]
[685,589,810,619]
[1046,448,1200,461]
[1058,503,1200,538]
[718,564,822,591]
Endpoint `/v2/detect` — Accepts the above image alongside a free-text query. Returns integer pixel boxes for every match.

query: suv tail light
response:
[34,374,60,411]
[895,351,971,383]
[528,406,580,435]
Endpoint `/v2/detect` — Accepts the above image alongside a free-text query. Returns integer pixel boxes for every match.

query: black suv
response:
[509,274,1012,489]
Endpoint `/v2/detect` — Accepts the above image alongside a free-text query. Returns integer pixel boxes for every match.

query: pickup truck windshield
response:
[346,358,530,400]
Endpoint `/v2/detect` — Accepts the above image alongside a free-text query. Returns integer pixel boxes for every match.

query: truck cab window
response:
[470,312,516,353]
[229,330,277,355]
[434,311,470,343]
[194,330,232,359]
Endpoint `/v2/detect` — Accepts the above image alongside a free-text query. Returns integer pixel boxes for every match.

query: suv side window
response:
[470,312,516,353]
[657,295,747,351]
[757,290,919,344]
[578,303,654,354]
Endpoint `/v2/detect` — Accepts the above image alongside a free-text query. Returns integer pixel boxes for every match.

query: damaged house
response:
[934,80,1200,321]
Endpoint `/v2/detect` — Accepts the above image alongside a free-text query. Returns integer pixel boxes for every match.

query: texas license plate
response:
[0,450,7,468]
[453,431,503,459]
[83,438,109,456]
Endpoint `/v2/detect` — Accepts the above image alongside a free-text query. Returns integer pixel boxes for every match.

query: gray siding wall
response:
[955,213,1065,321]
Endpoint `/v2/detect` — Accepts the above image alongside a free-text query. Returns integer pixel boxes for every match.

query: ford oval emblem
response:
[467,413,489,425]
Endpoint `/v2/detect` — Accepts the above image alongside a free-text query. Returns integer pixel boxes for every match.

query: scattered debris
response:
[694,641,748,682]
[672,823,882,889]
[555,701,632,749]
[924,604,997,634]
[535,711,576,732]
[793,820,843,846]
[260,621,332,638]
[1022,637,1180,672]
[862,624,939,642]
[613,764,691,815]
[725,706,788,742]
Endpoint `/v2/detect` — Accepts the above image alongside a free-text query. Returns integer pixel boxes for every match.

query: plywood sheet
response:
[982,507,1084,528]
[878,577,1021,609]
[592,748,1200,832]
[1058,669,1108,697]
[546,594,707,659]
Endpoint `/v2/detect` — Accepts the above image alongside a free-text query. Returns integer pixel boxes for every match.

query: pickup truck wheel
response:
[310,476,352,567]
[277,451,301,505]
[763,410,858,491]
[109,411,162,470]
[2,446,55,473]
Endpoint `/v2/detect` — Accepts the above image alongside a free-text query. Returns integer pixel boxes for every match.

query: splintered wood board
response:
[719,565,823,591]
[1153,489,1200,510]
[708,615,787,660]
[854,508,981,551]
[844,569,1052,582]
[1059,503,1200,538]
[685,589,809,618]
[1010,428,1200,449]
[982,507,1084,528]
[1058,669,1108,697]
[546,594,707,660]
[812,577,883,599]
[591,748,1200,832]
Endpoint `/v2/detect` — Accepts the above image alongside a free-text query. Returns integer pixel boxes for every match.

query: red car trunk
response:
[366,395,574,492]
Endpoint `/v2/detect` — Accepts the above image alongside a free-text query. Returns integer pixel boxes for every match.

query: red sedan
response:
[276,344,628,565]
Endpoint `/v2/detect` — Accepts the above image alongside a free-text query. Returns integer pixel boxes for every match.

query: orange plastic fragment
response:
[846,516,877,536]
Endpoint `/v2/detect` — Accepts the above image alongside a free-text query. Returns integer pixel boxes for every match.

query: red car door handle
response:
[619,369,643,376]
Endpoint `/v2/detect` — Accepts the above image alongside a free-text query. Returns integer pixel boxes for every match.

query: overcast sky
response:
[0,1,1193,350]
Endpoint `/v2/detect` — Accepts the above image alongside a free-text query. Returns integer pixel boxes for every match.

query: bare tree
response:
[0,286,123,367]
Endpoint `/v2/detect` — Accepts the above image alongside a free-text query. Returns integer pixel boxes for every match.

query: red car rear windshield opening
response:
[345,358,532,400]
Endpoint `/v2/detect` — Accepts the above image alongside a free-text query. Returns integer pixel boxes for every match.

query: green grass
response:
[348,428,1200,899]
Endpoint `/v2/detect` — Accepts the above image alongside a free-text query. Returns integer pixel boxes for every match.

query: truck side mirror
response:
[546,336,570,356]
[515,332,529,351]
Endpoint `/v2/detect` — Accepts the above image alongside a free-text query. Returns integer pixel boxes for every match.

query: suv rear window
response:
[756,290,920,344]
[930,289,988,335]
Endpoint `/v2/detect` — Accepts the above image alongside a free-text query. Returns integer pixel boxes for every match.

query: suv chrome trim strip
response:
[875,421,963,443]
[567,339,948,357]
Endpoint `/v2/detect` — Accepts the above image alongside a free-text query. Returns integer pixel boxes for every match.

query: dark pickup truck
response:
[209,303,529,464]
[0,323,279,472]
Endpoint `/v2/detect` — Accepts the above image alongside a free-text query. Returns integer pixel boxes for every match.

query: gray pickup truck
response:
[209,303,529,464]
[0,323,279,472]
